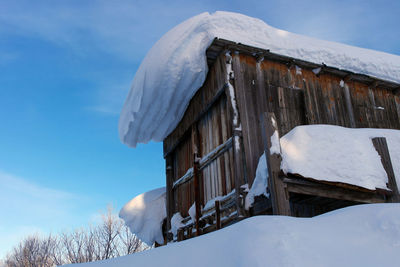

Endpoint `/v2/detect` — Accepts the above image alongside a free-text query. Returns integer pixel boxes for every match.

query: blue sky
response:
[0,0,399,258]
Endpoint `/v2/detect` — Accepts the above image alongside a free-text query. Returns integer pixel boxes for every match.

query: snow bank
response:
[119,187,166,245]
[280,125,400,191]
[67,204,400,267]
[119,11,400,147]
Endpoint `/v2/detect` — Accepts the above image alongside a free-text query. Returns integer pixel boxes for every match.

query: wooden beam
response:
[193,160,201,236]
[199,137,233,171]
[395,95,400,122]
[172,167,193,189]
[284,177,386,204]
[215,200,221,230]
[165,156,174,236]
[372,137,400,202]
[191,125,202,236]
[260,112,291,215]
[227,53,247,217]
[177,228,184,242]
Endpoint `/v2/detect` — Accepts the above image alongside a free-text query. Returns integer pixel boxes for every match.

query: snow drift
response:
[280,125,400,191]
[119,187,166,245]
[68,204,400,267]
[244,125,400,209]
[119,11,400,147]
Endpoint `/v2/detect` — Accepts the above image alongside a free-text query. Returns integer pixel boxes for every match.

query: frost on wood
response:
[270,131,280,155]
[171,213,184,237]
[225,52,239,128]
[119,187,166,246]
[245,153,269,210]
[119,11,400,147]
[280,125,400,191]
[188,203,196,223]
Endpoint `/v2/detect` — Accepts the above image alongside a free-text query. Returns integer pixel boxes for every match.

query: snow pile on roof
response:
[119,187,166,245]
[280,125,400,191]
[67,204,400,267]
[119,11,400,147]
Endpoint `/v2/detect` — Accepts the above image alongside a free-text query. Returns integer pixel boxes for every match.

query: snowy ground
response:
[68,203,400,267]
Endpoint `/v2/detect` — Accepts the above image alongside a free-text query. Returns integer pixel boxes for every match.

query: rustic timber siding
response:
[231,53,400,187]
[164,55,235,220]
[164,39,400,229]
[198,96,235,203]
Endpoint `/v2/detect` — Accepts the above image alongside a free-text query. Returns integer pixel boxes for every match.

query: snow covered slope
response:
[67,204,400,267]
[119,11,400,147]
[280,125,400,191]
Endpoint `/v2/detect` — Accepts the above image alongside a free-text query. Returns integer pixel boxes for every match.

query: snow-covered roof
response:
[119,11,400,147]
[280,125,400,191]
[119,187,166,245]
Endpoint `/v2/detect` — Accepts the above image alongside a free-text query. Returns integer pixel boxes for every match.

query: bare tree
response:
[5,235,58,267]
[3,204,145,266]
[118,225,142,255]
[61,229,87,264]
[96,206,122,260]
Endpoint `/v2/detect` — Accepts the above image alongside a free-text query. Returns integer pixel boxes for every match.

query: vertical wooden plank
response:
[395,95,400,123]
[260,112,291,215]
[220,97,228,195]
[226,52,246,216]
[165,155,174,235]
[215,200,221,230]
[191,125,202,235]
[233,56,259,187]
[177,228,184,242]
[193,160,201,235]
[372,137,400,202]
[205,111,211,199]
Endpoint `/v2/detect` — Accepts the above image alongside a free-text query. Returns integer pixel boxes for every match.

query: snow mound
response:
[119,187,166,245]
[67,204,400,267]
[280,125,400,191]
[119,11,400,147]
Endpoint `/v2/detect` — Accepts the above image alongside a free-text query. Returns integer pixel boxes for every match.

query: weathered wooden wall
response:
[164,43,400,228]
[231,53,400,188]
[164,55,235,223]
[198,96,235,204]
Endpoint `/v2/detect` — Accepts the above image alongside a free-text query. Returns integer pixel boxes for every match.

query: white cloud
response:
[0,170,78,217]
[0,0,205,61]
[0,170,89,258]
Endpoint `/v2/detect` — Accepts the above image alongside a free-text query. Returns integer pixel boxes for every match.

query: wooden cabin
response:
[162,38,400,242]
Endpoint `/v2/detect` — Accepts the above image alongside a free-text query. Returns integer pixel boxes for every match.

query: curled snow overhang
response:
[119,11,400,148]
[119,187,166,245]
